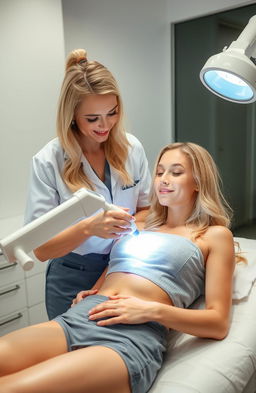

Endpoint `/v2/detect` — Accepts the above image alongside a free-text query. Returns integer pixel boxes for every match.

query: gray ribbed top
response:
[107,231,205,308]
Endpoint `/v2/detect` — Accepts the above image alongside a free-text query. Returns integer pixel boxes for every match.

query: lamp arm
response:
[229,15,256,57]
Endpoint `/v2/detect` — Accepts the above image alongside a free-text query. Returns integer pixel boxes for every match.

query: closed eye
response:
[86,117,98,123]
[85,110,118,123]
[156,171,183,177]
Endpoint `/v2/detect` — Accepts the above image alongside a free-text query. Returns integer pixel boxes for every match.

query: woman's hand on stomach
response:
[71,289,98,307]
[88,272,173,326]
[88,295,159,326]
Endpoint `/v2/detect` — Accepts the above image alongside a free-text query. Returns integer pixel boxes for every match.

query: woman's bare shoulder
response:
[203,225,234,248]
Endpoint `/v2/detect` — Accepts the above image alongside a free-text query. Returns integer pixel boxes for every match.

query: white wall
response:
[62,0,171,169]
[0,0,65,221]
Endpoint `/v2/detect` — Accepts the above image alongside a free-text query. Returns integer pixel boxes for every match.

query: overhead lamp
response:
[200,15,256,103]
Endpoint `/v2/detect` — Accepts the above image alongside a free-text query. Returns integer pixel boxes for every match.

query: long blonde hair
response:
[145,142,232,239]
[57,49,132,192]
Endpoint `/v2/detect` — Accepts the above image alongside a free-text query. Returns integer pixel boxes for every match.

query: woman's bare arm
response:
[149,226,235,339]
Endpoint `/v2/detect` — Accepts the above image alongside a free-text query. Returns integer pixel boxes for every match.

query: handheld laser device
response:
[0,188,138,271]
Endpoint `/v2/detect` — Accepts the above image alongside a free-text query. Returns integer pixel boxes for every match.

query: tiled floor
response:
[233,221,256,240]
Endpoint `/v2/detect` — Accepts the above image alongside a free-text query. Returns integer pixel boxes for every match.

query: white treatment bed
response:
[149,237,256,393]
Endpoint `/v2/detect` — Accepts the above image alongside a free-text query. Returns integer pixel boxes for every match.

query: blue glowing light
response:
[132,229,140,236]
[203,70,254,102]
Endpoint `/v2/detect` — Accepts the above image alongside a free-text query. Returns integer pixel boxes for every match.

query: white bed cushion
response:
[233,237,256,299]
[149,237,256,393]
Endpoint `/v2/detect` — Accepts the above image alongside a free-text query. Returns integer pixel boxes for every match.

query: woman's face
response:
[154,148,198,208]
[74,94,119,145]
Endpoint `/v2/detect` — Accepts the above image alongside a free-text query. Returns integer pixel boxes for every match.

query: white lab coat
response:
[24,133,151,255]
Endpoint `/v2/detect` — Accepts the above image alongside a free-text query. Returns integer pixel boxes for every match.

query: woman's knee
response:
[0,338,18,376]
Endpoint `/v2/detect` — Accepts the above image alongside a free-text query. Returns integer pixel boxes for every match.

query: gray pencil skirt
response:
[54,295,168,393]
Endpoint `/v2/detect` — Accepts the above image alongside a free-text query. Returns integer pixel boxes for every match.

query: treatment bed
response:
[149,237,256,393]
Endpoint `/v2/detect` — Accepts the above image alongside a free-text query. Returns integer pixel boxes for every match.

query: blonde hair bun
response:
[65,49,88,71]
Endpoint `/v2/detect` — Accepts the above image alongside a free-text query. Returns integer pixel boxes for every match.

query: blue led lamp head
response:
[200,50,256,103]
[200,15,256,104]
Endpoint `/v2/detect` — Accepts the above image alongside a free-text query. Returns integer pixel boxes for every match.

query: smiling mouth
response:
[93,130,109,136]
[159,189,173,193]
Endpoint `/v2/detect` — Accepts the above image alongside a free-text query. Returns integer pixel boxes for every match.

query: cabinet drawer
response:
[26,273,45,307]
[28,302,48,325]
[0,280,27,316]
[0,253,24,287]
[0,309,29,336]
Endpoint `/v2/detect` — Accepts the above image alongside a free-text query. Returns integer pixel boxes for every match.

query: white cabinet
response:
[0,216,48,336]
[0,309,29,336]
[25,256,48,325]
[0,279,27,316]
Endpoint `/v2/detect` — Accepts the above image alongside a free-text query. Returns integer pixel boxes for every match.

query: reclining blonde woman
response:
[0,142,235,393]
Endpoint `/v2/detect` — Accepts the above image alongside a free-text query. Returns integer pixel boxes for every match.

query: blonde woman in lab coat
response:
[24,48,151,319]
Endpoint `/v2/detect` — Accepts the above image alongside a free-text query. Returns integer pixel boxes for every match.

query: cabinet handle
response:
[0,284,20,296]
[0,262,18,271]
[0,312,23,327]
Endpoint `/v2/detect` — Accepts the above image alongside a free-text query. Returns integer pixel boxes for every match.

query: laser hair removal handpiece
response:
[0,188,138,271]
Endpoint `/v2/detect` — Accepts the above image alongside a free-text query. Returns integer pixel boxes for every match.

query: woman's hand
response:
[88,296,157,326]
[84,208,135,239]
[71,289,98,307]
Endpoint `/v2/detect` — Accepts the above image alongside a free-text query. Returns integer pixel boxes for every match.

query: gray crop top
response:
[106,231,205,308]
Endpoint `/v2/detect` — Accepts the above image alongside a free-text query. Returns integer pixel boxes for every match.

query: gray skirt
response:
[54,295,168,393]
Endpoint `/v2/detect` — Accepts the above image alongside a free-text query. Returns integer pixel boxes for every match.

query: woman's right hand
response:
[71,289,98,307]
[84,208,135,239]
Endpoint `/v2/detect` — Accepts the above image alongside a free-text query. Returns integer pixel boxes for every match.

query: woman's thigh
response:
[0,345,131,393]
[0,321,67,375]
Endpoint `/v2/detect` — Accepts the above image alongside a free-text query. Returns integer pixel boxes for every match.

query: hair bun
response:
[65,49,88,71]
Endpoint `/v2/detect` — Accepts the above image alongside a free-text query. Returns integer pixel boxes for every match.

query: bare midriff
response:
[98,272,174,306]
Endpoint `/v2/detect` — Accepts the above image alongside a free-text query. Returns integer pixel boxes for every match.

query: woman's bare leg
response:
[0,345,131,393]
[0,321,67,376]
